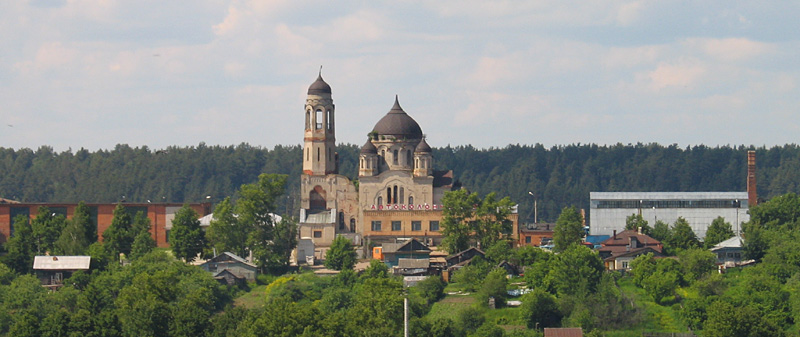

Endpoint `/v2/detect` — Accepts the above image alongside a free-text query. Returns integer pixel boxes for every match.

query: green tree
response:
[549,244,603,296]
[625,213,651,235]
[325,236,356,271]
[743,221,769,261]
[650,220,671,242]
[668,217,699,251]
[129,212,156,260]
[473,192,516,249]
[679,248,717,282]
[206,197,248,258]
[361,259,389,279]
[520,288,561,329]
[265,217,298,271]
[103,203,134,257]
[240,173,290,272]
[478,268,509,307]
[748,192,800,231]
[170,205,206,262]
[3,215,35,274]
[441,189,480,254]
[55,202,94,255]
[553,206,584,252]
[704,216,734,249]
[703,300,784,337]
[31,206,67,254]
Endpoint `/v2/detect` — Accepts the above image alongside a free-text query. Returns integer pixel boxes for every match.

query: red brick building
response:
[0,201,211,248]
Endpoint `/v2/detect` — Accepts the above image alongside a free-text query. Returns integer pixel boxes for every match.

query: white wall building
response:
[589,192,750,239]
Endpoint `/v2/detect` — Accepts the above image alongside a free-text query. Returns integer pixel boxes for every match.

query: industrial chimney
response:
[747,150,757,207]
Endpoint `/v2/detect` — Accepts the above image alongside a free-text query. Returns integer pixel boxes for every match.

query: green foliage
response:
[513,245,550,267]
[625,213,651,235]
[206,197,248,258]
[549,245,603,296]
[703,300,784,337]
[520,288,561,329]
[650,220,670,242]
[2,215,35,274]
[30,206,67,255]
[451,256,491,292]
[441,189,480,254]
[678,248,717,282]
[103,203,134,257]
[477,268,509,307]
[414,276,446,306]
[703,216,734,249]
[170,205,206,262]
[749,192,800,231]
[552,206,583,252]
[362,259,389,279]
[55,201,94,255]
[484,239,513,264]
[129,214,156,261]
[667,217,699,252]
[325,236,356,271]
[743,221,769,261]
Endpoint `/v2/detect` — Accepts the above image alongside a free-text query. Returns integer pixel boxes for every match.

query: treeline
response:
[3,143,800,221]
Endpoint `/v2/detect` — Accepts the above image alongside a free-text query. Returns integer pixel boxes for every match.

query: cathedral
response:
[297,72,462,254]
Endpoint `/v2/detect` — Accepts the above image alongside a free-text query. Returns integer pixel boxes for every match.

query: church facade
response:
[297,73,460,252]
[297,73,520,255]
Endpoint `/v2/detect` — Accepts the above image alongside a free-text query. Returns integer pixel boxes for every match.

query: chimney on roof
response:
[613,230,617,240]
[747,150,757,207]
[638,226,642,235]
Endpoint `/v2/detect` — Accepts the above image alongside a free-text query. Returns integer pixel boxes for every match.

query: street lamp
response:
[528,191,537,224]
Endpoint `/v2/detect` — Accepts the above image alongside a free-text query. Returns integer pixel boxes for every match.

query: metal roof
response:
[33,256,91,270]
[590,191,748,200]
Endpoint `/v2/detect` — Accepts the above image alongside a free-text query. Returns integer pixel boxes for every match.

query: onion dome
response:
[360,139,377,154]
[307,72,331,95]
[371,96,423,139]
[415,138,431,153]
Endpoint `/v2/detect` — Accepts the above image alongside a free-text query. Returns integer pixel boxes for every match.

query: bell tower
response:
[303,70,337,176]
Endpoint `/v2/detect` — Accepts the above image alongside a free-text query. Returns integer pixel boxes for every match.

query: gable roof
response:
[33,256,91,270]
[382,238,431,254]
[602,246,662,262]
[205,252,257,268]
[601,230,662,247]
[397,258,430,269]
[711,236,743,251]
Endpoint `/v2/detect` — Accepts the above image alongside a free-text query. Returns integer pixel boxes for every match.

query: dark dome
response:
[360,139,377,154]
[371,96,423,139]
[307,73,331,95]
[415,138,431,153]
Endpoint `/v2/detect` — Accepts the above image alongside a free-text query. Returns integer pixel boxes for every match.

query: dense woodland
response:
[3,143,800,222]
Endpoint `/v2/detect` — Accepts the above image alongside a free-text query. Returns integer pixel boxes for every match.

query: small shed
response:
[199,252,257,282]
[710,236,744,265]
[381,239,431,267]
[213,269,246,287]
[33,256,91,288]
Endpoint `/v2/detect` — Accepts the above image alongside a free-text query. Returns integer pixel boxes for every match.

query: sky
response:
[1,1,799,152]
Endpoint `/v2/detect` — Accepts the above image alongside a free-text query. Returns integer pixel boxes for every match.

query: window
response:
[371,221,382,231]
[622,261,629,269]
[392,221,402,231]
[393,149,398,164]
[306,111,311,129]
[429,221,439,231]
[408,196,414,205]
[166,230,171,243]
[316,109,323,129]
[377,197,383,205]
[525,236,532,243]
[327,110,332,130]
[317,148,320,161]
[399,187,404,205]
[313,231,322,238]
[407,150,412,166]
[412,221,421,231]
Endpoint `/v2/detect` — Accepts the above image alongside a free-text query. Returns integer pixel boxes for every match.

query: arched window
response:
[317,147,320,161]
[360,158,364,169]
[315,109,323,129]
[393,149,398,165]
[399,187,404,205]
[306,110,311,129]
[309,186,326,212]
[409,196,414,205]
[350,218,356,232]
[386,187,392,204]
[393,186,398,205]
[377,196,383,205]
[407,150,412,166]
[327,110,332,130]
[306,147,309,161]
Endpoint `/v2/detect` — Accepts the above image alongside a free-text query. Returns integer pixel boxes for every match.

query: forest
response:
[3,142,800,221]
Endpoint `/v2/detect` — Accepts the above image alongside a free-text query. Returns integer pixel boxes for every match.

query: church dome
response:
[371,96,423,139]
[415,138,431,153]
[307,73,331,95]
[360,139,377,154]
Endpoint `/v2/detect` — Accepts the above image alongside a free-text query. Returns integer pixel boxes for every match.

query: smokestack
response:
[748,150,757,207]
[580,209,586,227]
[613,230,617,240]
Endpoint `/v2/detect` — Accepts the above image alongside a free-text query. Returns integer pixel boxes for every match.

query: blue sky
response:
[1,1,799,151]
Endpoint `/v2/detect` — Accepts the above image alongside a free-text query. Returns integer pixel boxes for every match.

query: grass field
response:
[234,284,267,309]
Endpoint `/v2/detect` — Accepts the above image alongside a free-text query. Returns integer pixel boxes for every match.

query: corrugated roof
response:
[397,258,430,269]
[304,211,332,224]
[544,327,583,337]
[711,236,743,250]
[33,256,91,270]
